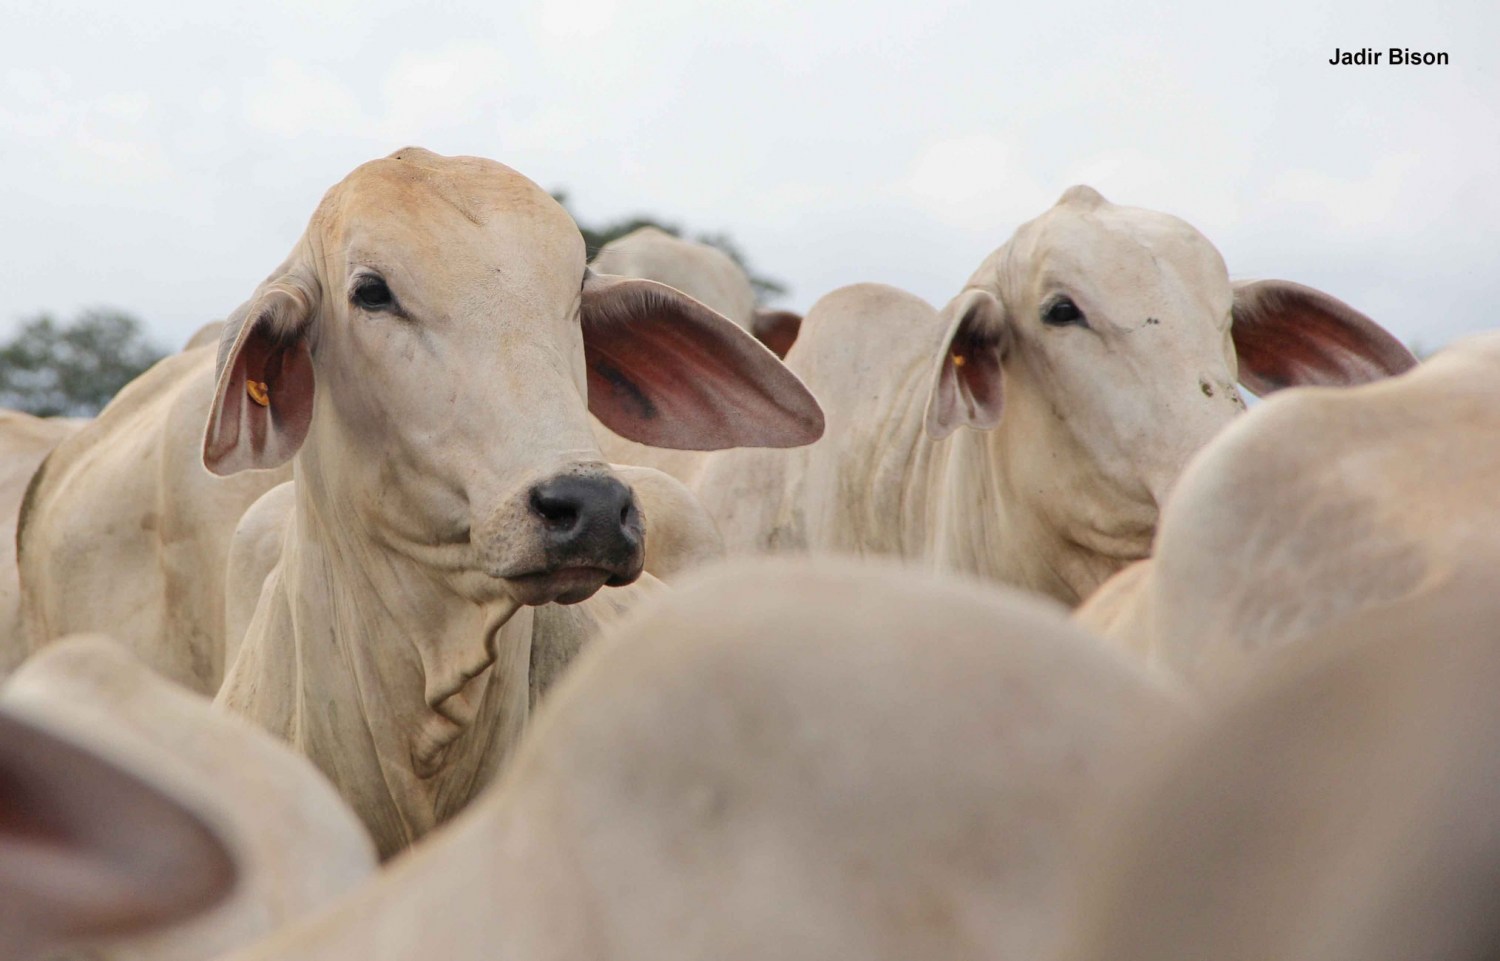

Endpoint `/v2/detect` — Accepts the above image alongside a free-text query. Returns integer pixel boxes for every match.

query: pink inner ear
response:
[582,278,823,451]
[925,291,1006,439]
[0,712,236,940]
[1232,280,1418,396]
[752,308,803,359]
[203,318,315,475]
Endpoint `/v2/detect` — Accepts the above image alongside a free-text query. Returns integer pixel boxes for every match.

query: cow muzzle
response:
[480,470,645,606]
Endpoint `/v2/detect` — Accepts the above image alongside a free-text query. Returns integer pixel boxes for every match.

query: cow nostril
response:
[530,488,580,529]
[528,474,638,550]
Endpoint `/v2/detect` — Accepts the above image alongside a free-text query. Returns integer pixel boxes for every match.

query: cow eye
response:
[352,278,394,311]
[1041,297,1086,328]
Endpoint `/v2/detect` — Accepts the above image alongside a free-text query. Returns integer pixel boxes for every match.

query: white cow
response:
[209,148,822,858]
[590,225,802,357]
[694,187,1415,605]
[17,345,292,692]
[1076,332,1494,685]
[1064,573,1500,961]
[219,557,1182,961]
[0,410,84,674]
[2,636,375,961]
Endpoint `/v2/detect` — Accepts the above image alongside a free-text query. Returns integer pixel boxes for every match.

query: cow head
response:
[925,185,1414,548]
[204,148,822,607]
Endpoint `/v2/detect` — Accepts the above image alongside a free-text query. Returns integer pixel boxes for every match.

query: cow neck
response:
[282,456,535,857]
[984,387,1156,606]
[821,361,1032,590]
[884,379,1152,608]
[896,406,1043,594]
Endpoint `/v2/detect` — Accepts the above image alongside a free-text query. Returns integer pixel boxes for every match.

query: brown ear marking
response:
[752,308,803,359]
[1231,280,1417,396]
[202,271,319,476]
[581,274,824,451]
[925,288,1008,440]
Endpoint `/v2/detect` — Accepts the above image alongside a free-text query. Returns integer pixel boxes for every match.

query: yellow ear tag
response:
[951,353,967,368]
[247,380,271,407]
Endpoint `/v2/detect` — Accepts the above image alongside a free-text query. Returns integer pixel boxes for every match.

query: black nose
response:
[528,474,641,565]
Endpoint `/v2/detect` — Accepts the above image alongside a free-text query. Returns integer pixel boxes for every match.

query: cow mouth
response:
[505,565,639,605]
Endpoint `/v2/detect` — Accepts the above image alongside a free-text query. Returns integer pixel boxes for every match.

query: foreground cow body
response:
[1065,576,1500,961]
[0,410,84,675]
[210,148,821,857]
[695,187,1415,604]
[2,637,375,961]
[1076,334,1490,683]
[17,347,290,691]
[222,558,1181,961]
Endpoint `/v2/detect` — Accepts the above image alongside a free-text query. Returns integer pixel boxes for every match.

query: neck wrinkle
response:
[989,406,1159,605]
[287,453,531,855]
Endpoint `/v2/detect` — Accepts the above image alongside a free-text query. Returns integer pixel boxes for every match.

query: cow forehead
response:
[1003,200,1230,308]
[309,150,584,274]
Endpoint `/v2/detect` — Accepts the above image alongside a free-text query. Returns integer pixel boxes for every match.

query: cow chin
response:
[504,563,641,606]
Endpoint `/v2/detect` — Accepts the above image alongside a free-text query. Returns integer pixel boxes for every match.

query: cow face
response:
[204,148,822,608]
[927,186,1414,523]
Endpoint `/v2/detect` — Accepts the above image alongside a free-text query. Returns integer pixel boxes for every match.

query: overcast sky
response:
[2,0,1494,353]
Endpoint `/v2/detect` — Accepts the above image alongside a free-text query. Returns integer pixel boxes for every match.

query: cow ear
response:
[925,289,1009,440]
[580,273,824,450]
[1231,280,1417,396]
[751,308,803,359]
[0,710,236,953]
[202,268,318,476]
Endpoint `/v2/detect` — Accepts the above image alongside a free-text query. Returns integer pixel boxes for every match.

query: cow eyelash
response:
[1041,296,1088,329]
[350,275,396,312]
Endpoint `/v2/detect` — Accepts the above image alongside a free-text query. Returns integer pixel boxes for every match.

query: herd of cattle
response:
[1,146,1492,960]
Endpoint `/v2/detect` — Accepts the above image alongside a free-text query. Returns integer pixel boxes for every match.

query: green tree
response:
[552,192,788,304]
[0,309,166,417]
